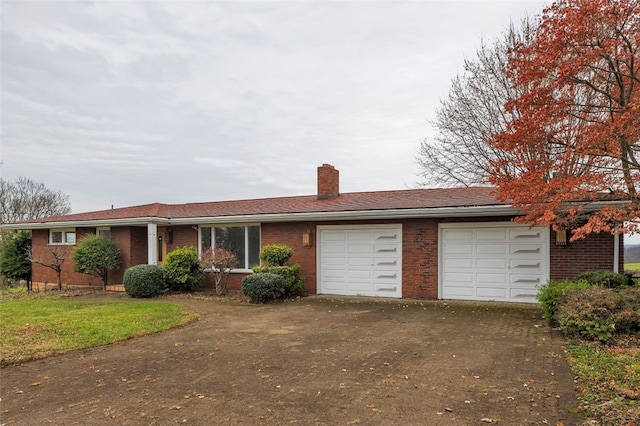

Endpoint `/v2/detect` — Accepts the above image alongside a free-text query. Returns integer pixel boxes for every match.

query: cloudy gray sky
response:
[1,0,548,214]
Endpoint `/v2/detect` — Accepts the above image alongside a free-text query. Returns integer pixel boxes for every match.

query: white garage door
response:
[318,225,402,298]
[440,223,549,303]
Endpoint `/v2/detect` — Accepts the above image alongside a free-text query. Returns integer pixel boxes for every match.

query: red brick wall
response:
[261,222,317,294]
[166,225,199,252]
[402,219,439,299]
[550,230,624,279]
[29,219,624,296]
[317,164,339,200]
[31,229,97,288]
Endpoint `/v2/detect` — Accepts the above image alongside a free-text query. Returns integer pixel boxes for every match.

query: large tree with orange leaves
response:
[490,0,639,240]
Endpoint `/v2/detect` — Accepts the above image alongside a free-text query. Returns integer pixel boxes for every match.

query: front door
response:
[157,227,168,265]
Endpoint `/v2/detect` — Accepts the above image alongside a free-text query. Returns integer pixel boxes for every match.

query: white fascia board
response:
[169,204,520,225]
[0,217,171,230]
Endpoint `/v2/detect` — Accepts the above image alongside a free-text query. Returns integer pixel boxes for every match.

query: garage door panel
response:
[510,229,543,240]
[441,224,548,303]
[319,225,401,298]
[509,288,539,300]
[348,257,372,267]
[348,244,372,254]
[510,259,542,269]
[510,274,542,285]
[477,273,507,284]
[443,230,474,241]
[510,245,543,255]
[348,230,373,239]
[444,258,473,269]
[374,258,398,267]
[444,244,473,255]
[444,272,474,283]
[476,229,508,240]
[323,245,346,254]
[323,257,346,266]
[476,287,507,298]
[477,244,507,255]
[477,259,506,269]
[443,286,474,297]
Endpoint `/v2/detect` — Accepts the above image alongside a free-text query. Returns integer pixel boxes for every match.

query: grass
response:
[0,292,198,365]
[566,339,640,425]
[625,263,640,272]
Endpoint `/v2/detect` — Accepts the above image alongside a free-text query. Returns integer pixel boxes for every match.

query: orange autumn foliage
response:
[489,0,640,240]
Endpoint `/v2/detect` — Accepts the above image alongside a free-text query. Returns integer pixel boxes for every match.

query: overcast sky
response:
[3,0,549,215]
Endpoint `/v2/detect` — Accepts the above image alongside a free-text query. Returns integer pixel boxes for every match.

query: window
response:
[96,227,111,239]
[200,225,260,270]
[50,228,76,245]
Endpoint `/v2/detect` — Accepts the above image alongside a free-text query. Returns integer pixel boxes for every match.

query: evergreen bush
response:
[164,246,203,291]
[252,264,304,297]
[259,244,294,266]
[241,272,286,303]
[124,264,168,298]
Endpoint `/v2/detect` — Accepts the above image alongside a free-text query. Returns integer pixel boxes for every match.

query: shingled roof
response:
[9,186,511,226]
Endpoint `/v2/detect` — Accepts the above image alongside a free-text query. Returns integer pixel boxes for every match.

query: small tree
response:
[29,245,69,290]
[200,246,237,295]
[0,231,32,287]
[73,235,121,290]
[164,246,203,291]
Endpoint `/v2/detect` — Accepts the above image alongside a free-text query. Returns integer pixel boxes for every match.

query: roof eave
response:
[0,204,519,230]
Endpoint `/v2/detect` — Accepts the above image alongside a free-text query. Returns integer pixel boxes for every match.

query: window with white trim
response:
[200,225,260,270]
[96,227,111,239]
[50,228,76,245]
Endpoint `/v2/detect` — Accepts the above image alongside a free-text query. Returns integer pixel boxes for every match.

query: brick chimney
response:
[317,164,339,200]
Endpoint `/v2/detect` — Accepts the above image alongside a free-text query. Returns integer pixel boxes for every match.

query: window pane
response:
[201,227,212,251]
[65,232,76,244]
[248,226,260,268]
[51,231,62,244]
[98,229,111,239]
[215,226,245,269]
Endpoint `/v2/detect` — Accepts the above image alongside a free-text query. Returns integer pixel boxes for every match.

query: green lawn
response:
[625,263,640,272]
[0,293,197,364]
[567,341,640,423]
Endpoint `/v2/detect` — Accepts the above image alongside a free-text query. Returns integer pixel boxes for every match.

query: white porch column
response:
[613,233,620,273]
[147,223,158,265]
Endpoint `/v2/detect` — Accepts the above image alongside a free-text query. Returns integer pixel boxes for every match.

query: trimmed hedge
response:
[241,273,286,303]
[259,244,294,266]
[573,270,634,289]
[556,288,640,343]
[537,279,593,325]
[251,264,304,297]
[124,264,168,298]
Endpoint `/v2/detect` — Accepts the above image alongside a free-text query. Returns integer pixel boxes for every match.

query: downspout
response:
[613,233,620,274]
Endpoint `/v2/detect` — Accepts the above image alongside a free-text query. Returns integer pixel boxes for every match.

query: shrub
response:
[164,246,203,291]
[537,279,593,325]
[200,247,237,295]
[0,231,32,284]
[124,264,168,298]
[252,264,304,297]
[556,288,640,343]
[73,235,121,289]
[259,244,294,266]
[241,273,286,303]
[573,270,634,289]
